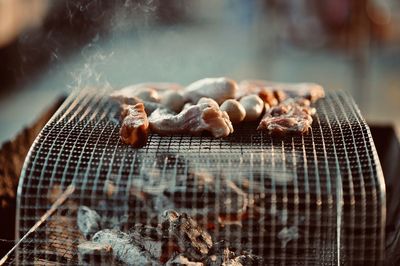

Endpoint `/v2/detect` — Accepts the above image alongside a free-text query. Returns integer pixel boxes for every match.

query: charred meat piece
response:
[149,103,233,138]
[78,241,113,265]
[92,229,159,265]
[110,86,160,102]
[113,95,161,116]
[266,81,324,102]
[238,80,286,106]
[161,210,213,261]
[111,83,182,101]
[257,99,314,136]
[120,103,149,147]
[240,80,324,103]
[77,206,101,240]
[183,77,238,105]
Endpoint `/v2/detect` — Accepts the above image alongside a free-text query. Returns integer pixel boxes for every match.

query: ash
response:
[77,206,264,265]
[77,206,101,239]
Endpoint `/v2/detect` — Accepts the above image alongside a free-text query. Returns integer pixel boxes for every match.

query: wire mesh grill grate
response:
[9,88,385,265]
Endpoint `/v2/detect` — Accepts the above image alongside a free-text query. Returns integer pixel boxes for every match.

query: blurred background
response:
[0,0,399,144]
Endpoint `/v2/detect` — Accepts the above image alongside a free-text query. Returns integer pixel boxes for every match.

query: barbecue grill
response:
[2,87,386,265]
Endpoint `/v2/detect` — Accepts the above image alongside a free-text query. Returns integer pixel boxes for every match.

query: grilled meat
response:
[239,95,265,122]
[257,98,315,136]
[240,80,324,103]
[238,80,284,106]
[220,99,246,124]
[149,103,233,138]
[120,103,149,147]
[160,90,186,113]
[183,77,238,105]
[197,97,219,109]
[111,83,182,101]
[111,85,160,103]
[113,95,161,115]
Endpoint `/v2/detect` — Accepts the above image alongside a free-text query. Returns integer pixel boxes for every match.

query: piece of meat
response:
[131,82,183,92]
[120,103,149,147]
[111,86,160,103]
[220,99,246,124]
[239,95,265,122]
[197,97,219,109]
[92,229,159,265]
[238,80,286,106]
[77,206,102,240]
[111,83,182,100]
[257,99,314,136]
[240,80,325,103]
[160,90,185,113]
[161,210,213,261]
[149,103,233,138]
[113,95,161,116]
[260,98,315,134]
[183,77,238,104]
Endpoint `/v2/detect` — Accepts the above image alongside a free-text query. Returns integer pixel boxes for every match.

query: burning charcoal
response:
[205,242,263,266]
[165,254,204,266]
[224,254,264,266]
[77,206,102,240]
[78,241,113,265]
[162,210,213,261]
[204,242,235,266]
[277,226,299,248]
[92,229,159,265]
[129,224,164,261]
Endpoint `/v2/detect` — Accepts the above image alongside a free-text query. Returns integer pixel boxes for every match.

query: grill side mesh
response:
[9,88,385,265]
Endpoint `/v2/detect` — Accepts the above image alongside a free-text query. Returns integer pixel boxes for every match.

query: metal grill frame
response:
[11,87,386,265]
